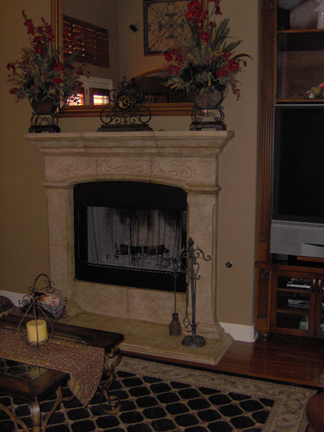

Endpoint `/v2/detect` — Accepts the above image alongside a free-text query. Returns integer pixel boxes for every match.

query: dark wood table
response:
[0,313,124,432]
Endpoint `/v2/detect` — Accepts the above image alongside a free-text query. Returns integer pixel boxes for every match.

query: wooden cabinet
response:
[255,0,324,339]
[270,267,324,337]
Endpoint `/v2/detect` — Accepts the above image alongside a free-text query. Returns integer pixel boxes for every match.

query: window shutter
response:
[63,15,109,68]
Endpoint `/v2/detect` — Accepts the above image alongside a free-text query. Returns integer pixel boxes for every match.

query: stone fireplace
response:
[26,131,234,344]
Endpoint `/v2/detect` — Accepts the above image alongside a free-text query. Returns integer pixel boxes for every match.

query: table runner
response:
[0,329,105,406]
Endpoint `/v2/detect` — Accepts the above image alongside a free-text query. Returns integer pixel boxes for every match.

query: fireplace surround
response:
[26,130,235,343]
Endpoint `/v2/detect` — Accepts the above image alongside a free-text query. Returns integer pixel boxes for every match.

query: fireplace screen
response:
[88,207,185,272]
[74,181,187,292]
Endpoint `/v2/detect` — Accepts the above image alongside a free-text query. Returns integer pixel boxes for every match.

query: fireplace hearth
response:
[26,130,235,344]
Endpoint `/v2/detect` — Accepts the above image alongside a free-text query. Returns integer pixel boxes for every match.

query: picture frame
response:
[143,0,207,56]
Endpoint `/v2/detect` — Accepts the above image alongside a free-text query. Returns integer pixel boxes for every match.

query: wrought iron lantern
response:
[18,274,66,347]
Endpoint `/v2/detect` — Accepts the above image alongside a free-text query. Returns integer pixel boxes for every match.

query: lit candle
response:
[26,319,48,343]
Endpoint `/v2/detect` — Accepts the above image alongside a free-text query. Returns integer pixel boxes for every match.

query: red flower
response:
[34,45,44,54]
[164,50,173,62]
[186,0,206,23]
[216,68,230,78]
[22,11,35,35]
[169,65,180,75]
[199,31,210,42]
[188,0,203,13]
[221,51,231,60]
[9,87,19,94]
[231,81,241,100]
[52,77,63,85]
[165,48,184,63]
[53,61,63,71]
[211,0,222,15]
[228,59,239,72]
[6,62,15,72]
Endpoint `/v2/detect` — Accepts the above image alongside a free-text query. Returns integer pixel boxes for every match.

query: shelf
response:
[276,313,309,331]
[278,29,324,51]
[277,48,324,99]
[277,287,311,293]
[277,308,308,315]
[255,2,324,338]
[276,99,324,104]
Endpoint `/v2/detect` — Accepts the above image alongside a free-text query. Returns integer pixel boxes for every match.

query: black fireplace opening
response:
[74,181,187,292]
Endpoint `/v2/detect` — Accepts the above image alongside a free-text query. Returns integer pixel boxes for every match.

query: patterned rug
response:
[0,356,316,432]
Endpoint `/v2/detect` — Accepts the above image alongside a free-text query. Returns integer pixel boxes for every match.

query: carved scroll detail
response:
[58,157,196,181]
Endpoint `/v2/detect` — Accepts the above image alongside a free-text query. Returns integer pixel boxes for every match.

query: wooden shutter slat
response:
[63,15,109,68]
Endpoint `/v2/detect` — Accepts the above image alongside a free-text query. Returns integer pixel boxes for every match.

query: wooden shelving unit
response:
[255,0,324,340]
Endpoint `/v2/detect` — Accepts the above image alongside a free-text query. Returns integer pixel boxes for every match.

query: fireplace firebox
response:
[74,181,187,292]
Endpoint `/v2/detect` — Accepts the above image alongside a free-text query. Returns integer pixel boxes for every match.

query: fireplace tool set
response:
[170,237,211,348]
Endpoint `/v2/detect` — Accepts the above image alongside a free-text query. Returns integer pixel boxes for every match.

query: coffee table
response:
[0,313,124,432]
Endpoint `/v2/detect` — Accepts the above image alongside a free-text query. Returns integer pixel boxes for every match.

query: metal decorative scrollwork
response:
[99,347,123,414]
[190,86,228,131]
[174,237,211,348]
[30,111,60,131]
[29,100,61,133]
[98,77,152,131]
[18,274,67,346]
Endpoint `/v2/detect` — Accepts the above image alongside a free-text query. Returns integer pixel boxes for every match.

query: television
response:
[270,104,324,259]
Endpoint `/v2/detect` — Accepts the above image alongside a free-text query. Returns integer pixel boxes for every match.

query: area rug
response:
[0,356,316,432]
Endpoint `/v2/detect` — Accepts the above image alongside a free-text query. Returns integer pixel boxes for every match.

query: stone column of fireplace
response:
[26,131,235,341]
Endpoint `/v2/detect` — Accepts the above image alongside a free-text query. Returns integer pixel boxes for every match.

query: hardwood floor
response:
[215,334,324,388]
[125,334,324,389]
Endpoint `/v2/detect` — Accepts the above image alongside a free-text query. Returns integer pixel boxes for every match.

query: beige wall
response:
[0,0,259,328]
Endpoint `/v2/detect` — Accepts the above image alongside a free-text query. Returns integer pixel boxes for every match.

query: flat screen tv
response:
[270,104,324,259]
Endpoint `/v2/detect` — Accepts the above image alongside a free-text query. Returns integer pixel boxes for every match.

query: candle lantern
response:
[18,274,66,347]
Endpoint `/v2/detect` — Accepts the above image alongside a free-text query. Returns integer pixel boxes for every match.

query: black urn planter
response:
[29,97,60,133]
[190,87,228,131]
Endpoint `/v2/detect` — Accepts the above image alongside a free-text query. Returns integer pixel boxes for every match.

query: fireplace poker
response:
[169,257,182,336]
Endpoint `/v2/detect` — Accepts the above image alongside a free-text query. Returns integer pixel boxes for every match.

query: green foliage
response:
[6,11,83,104]
[163,1,251,99]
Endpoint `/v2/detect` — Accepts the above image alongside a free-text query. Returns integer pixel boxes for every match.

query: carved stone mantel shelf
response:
[26,130,235,156]
[25,130,235,364]
[26,131,235,191]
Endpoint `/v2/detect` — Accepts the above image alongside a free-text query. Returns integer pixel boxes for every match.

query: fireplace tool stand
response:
[178,237,211,348]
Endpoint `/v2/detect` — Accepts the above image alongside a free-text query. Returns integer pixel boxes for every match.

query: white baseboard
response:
[0,289,23,306]
[220,322,258,343]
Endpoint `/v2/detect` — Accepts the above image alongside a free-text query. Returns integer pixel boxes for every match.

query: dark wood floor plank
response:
[126,334,324,389]
[215,335,324,388]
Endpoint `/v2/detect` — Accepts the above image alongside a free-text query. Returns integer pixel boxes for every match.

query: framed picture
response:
[143,0,207,55]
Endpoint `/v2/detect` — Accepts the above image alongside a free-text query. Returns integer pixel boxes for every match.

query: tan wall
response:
[0,0,259,327]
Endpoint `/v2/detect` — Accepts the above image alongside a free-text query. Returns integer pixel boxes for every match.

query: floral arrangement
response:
[308,83,324,99]
[6,11,83,104]
[163,0,250,99]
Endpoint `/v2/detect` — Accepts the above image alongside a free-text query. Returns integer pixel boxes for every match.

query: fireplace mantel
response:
[26,131,235,194]
[26,130,235,157]
[25,130,235,360]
